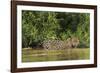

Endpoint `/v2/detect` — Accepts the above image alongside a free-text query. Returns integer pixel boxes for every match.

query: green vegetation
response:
[22,11,90,48]
[22,48,90,62]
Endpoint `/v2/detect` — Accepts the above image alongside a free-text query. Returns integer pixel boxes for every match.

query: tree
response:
[22,10,90,48]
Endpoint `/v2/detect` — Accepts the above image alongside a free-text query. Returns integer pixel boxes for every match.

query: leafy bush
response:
[22,11,90,48]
